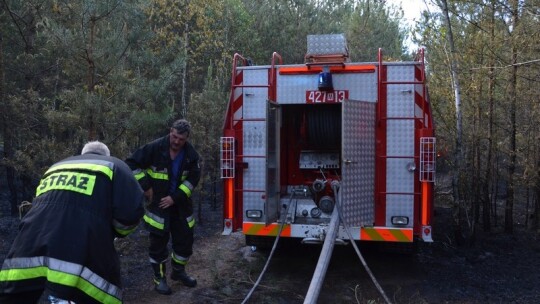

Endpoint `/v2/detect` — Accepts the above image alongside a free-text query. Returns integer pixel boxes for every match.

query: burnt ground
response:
[2,184,540,303]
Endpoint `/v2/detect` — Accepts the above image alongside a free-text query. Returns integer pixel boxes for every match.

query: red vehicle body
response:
[220,34,435,249]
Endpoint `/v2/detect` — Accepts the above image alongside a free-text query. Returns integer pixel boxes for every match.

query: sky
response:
[388,0,436,24]
[386,0,439,50]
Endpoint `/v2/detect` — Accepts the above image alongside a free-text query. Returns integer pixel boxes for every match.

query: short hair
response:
[171,119,191,136]
[81,141,110,156]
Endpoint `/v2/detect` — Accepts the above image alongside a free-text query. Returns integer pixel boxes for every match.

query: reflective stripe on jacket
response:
[125,135,201,234]
[0,256,122,304]
[0,154,144,303]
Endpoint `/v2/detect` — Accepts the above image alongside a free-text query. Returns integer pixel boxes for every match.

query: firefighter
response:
[0,141,144,304]
[125,119,201,295]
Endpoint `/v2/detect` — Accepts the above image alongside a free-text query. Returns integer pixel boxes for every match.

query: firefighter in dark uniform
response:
[125,119,201,295]
[0,141,144,304]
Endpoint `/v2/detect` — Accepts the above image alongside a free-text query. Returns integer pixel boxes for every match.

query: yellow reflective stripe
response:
[179,184,192,197]
[114,227,135,236]
[134,172,145,180]
[0,267,120,303]
[187,216,195,228]
[36,172,96,197]
[0,259,121,304]
[171,252,188,265]
[112,220,137,236]
[46,163,113,180]
[145,168,168,180]
[143,214,164,230]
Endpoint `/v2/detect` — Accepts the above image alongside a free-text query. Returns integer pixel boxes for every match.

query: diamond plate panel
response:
[339,74,377,102]
[276,72,377,104]
[342,100,376,226]
[386,64,415,82]
[386,120,414,156]
[243,191,265,221]
[386,158,414,193]
[386,194,414,227]
[243,67,269,85]
[307,34,348,56]
[242,68,269,119]
[241,68,270,221]
[243,88,268,119]
[277,72,318,104]
[243,156,266,208]
[387,84,414,117]
[384,64,416,227]
[243,119,266,214]
[242,122,265,155]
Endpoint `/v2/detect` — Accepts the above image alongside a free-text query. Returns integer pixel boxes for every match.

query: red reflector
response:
[424,227,431,235]
[225,221,232,227]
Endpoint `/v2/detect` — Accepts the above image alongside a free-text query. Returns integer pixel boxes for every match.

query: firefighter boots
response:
[151,263,172,295]
[171,264,197,287]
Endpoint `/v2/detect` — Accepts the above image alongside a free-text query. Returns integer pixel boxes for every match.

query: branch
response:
[3,0,29,47]
[469,59,540,70]
[97,41,131,82]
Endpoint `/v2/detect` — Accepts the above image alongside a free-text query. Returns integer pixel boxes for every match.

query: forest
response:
[1,0,540,244]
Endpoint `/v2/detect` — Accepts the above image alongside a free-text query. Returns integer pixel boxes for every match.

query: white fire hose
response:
[303,181,392,304]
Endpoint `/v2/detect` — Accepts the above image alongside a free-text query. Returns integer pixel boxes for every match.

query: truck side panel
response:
[241,68,268,222]
[385,65,416,229]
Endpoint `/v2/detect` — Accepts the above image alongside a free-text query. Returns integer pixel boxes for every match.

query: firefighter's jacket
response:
[125,135,201,235]
[0,153,144,304]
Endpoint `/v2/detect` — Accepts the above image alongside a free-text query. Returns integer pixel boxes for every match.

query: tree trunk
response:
[440,0,470,244]
[482,0,496,232]
[181,23,189,117]
[505,0,519,233]
[473,78,482,223]
[535,150,540,233]
[87,16,97,140]
[0,33,19,215]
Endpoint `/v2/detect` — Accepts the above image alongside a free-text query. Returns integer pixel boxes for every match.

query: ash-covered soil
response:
[2,197,540,303]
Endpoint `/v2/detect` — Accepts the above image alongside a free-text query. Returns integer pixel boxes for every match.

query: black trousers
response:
[149,212,194,263]
[0,288,101,304]
[0,290,43,304]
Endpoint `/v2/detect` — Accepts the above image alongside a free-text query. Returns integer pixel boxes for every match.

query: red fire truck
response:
[220,34,435,249]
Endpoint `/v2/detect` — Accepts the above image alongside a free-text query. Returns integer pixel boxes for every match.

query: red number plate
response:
[306,90,349,103]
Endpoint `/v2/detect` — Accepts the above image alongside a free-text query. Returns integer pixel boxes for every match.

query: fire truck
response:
[220,34,435,249]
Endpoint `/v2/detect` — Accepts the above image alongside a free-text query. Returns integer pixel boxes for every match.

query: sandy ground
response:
[2,191,540,303]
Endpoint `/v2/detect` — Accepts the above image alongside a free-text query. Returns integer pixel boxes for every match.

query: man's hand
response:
[144,188,154,202]
[159,196,174,209]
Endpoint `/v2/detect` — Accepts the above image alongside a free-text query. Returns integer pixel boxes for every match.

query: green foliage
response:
[346,0,407,61]
[414,0,540,231]
[187,62,228,201]
[0,0,419,209]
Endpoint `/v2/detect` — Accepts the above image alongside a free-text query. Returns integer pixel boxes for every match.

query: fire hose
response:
[303,181,392,304]
[303,181,341,303]
[240,190,298,304]
[240,183,392,304]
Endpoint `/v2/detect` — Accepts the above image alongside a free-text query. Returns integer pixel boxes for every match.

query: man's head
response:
[81,141,110,156]
[169,119,191,152]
